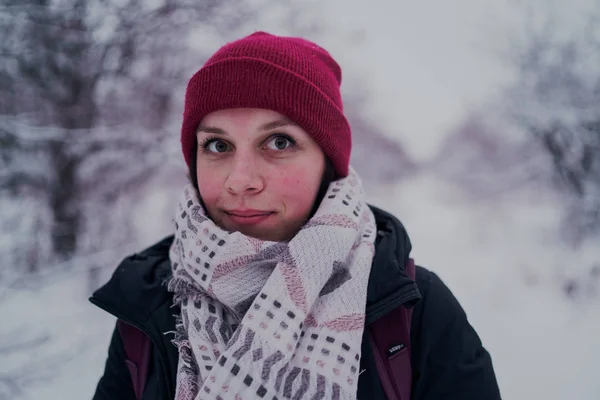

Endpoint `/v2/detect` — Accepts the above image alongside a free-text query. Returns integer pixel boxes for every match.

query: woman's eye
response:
[266,136,294,150]
[207,140,230,153]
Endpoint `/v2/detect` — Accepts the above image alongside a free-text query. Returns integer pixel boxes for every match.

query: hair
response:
[188,145,337,220]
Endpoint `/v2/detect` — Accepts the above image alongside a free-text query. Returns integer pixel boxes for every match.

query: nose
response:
[224,153,264,195]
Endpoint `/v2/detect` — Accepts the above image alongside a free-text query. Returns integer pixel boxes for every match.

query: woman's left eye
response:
[266,135,295,150]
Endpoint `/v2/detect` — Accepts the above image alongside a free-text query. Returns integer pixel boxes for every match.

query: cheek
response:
[276,166,322,211]
[196,166,222,206]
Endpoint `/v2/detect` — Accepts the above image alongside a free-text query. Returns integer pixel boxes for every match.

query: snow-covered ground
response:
[1,173,599,400]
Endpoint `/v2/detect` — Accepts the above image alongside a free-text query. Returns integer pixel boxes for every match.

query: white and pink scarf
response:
[168,168,376,400]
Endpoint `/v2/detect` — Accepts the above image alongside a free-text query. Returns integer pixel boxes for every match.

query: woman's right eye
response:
[206,140,230,153]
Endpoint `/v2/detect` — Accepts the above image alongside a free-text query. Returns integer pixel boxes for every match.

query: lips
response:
[226,209,272,217]
[224,209,274,225]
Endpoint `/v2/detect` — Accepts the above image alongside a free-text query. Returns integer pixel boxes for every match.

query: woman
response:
[91,32,501,399]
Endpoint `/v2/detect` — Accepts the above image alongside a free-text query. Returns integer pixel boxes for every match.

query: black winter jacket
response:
[90,206,501,399]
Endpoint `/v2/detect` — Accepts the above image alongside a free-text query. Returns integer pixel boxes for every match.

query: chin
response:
[241,228,281,242]
[212,212,300,242]
[238,224,293,242]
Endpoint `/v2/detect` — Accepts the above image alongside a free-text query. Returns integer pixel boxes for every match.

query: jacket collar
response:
[366,206,420,324]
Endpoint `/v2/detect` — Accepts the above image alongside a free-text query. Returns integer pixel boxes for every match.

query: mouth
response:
[224,210,275,225]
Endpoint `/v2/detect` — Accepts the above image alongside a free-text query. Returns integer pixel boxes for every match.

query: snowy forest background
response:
[1,0,599,398]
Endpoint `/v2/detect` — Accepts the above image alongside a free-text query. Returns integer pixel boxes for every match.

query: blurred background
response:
[1,0,599,398]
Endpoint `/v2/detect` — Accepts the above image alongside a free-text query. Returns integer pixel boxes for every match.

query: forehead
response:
[198,108,294,128]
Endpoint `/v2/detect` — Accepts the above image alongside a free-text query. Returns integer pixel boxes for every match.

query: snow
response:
[0,270,115,400]
[2,172,599,399]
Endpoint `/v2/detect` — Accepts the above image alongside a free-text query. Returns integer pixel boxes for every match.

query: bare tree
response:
[429,111,549,201]
[346,94,418,185]
[506,8,600,242]
[0,0,241,263]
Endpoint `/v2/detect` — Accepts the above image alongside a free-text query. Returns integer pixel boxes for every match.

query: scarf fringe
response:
[167,275,201,355]
[168,276,203,305]
[168,277,202,394]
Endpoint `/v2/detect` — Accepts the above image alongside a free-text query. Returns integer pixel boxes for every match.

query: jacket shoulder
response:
[411,265,472,347]
[410,266,501,399]
[90,236,175,321]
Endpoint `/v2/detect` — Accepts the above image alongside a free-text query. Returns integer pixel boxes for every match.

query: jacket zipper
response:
[89,297,174,399]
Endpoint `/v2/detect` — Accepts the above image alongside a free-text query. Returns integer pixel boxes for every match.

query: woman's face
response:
[195,108,326,242]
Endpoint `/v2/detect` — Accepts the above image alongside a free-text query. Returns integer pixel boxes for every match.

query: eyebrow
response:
[258,118,297,132]
[196,118,297,135]
[196,125,225,135]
